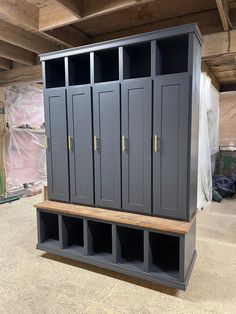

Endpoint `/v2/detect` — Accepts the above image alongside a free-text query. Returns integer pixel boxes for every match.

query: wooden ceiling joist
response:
[0,64,41,86]
[0,40,36,65]
[45,26,91,48]
[202,29,236,59]
[0,57,12,70]
[39,0,155,31]
[216,0,232,30]
[0,20,61,53]
[55,0,83,18]
[0,0,39,30]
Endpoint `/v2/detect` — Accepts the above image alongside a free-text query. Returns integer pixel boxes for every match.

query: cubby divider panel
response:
[39,212,59,247]
[68,54,90,86]
[117,226,144,270]
[149,232,180,279]
[88,221,112,261]
[45,58,65,88]
[156,35,188,75]
[94,48,119,82]
[62,216,84,254]
[123,42,151,79]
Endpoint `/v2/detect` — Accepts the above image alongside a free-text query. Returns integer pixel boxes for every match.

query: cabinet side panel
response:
[188,34,201,219]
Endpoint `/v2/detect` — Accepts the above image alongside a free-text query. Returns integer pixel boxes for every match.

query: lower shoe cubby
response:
[87,221,112,262]
[116,226,144,270]
[38,211,59,247]
[36,207,196,290]
[149,232,180,280]
[61,216,84,254]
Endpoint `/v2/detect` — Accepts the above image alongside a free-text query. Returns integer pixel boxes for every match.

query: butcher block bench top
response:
[35,200,196,235]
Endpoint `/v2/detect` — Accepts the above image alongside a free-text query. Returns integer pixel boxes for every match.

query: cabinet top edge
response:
[34,200,196,235]
[40,23,202,62]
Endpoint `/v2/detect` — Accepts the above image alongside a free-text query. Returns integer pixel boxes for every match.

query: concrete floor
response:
[0,195,236,314]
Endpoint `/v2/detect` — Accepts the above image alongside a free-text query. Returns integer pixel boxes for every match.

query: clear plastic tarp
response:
[3,85,46,194]
[197,73,220,209]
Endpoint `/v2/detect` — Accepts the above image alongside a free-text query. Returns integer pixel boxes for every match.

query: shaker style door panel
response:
[121,79,152,214]
[44,88,70,202]
[67,86,94,205]
[93,83,121,209]
[153,73,189,219]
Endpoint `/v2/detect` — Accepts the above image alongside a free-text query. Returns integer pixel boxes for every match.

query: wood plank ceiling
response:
[0,0,236,90]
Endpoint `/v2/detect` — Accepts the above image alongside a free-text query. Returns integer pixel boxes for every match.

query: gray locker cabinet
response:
[67,86,94,205]
[153,73,189,220]
[44,88,70,202]
[121,78,152,214]
[93,82,121,209]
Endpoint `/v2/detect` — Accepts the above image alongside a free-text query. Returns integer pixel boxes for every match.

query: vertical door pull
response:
[45,135,49,150]
[68,136,73,151]
[121,135,128,152]
[153,134,159,152]
[94,135,99,151]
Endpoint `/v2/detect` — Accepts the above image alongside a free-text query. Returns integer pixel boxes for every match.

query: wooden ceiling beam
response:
[202,29,236,59]
[0,0,39,30]
[0,20,61,54]
[45,26,91,48]
[55,0,83,18]
[0,41,36,65]
[216,0,232,30]
[0,57,12,70]
[0,64,42,86]
[39,0,154,31]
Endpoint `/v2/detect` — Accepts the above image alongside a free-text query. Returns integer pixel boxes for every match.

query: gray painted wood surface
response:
[121,78,152,214]
[44,88,70,202]
[93,82,121,209]
[153,73,189,219]
[67,86,94,205]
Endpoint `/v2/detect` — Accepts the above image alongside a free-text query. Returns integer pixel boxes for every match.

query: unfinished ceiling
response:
[0,0,236,90]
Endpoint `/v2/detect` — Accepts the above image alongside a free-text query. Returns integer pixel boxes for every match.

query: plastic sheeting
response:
[3,85,46,193]
[197,73,220,209]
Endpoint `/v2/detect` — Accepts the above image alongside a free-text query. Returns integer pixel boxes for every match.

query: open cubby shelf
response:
[88,221,112,262]
[62,216,84,254]
[68,54,90,86]
[45,58,65,88]
[156,35,188,75]
[94,48,119,83]
[37,209,194,290]
[149,232,179,279]
[117,226,144,270]
[39,212,59,247]
[123,42,151,79]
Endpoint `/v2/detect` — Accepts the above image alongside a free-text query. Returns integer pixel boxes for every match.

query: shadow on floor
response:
[42,252,178,297]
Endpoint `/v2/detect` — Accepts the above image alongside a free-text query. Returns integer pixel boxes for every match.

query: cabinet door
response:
[93,83,121,209]
[44,88,70,202]
[67,86,94,205]
[153,73,189,220]
[121,79,152,214]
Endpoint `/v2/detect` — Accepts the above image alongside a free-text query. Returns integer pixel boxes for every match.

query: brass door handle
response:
[121,135,128,152]
[68,136,73,151]
[45,136,49,150]
[153,134,159,152]
[94,135,99,151]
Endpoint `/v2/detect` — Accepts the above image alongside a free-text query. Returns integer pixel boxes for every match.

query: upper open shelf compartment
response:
[45,58,65,88]
[156,35,189,75]
[68,54,90,86]
[123,42,151,79]
[94,48,119,83]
